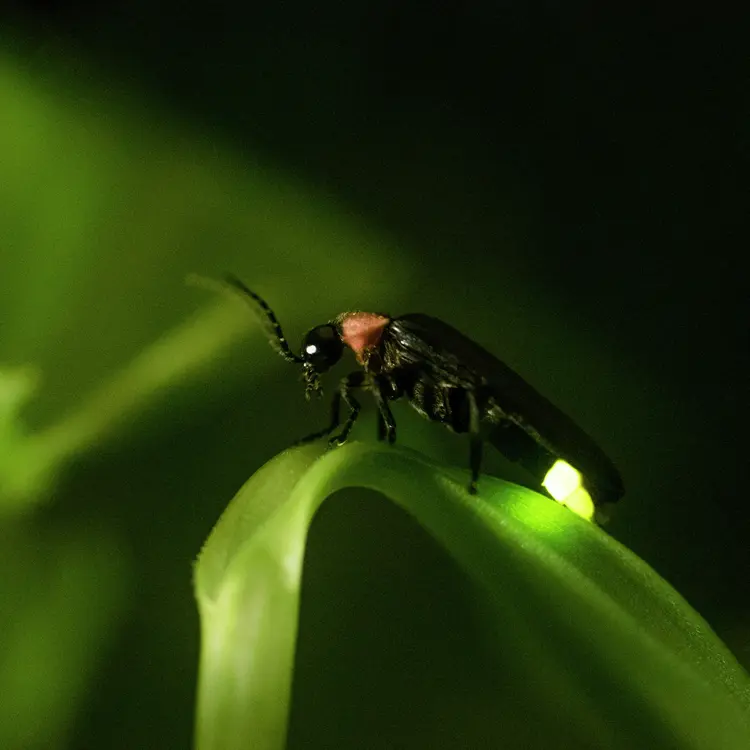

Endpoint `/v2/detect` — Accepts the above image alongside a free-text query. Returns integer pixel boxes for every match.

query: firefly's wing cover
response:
[388,314,624,504]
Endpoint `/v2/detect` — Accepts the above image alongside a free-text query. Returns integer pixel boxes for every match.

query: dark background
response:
[2,3,747,749]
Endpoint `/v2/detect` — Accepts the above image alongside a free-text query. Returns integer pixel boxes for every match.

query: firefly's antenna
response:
[188,273,303,364]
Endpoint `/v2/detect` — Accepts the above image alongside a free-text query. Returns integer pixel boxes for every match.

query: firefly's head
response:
[209,275,388,398]
[299,323,344,398]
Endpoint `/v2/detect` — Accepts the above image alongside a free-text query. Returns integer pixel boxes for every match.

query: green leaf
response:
[195,443,750,750]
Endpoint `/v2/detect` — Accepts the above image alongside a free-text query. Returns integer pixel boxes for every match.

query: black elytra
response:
[220,275,624,510]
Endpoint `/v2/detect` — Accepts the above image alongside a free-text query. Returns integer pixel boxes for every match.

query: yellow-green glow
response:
[542,460,582,501]
[542,460,594,521]
[560,486,595,521]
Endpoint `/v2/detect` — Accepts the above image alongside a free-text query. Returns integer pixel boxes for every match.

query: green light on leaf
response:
[541,459,594,521]
[560,486,595,521]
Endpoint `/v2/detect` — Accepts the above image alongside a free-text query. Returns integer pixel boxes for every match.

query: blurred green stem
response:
[0,302,248,513]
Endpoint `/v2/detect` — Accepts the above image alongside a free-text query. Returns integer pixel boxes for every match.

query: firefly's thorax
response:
[336,312,390,368]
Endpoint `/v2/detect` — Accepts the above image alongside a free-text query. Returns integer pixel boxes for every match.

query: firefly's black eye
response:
[301,324,343,371]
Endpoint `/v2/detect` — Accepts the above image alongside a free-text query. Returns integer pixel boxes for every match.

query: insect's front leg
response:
[328,371,367,447]
[292,388,342,446]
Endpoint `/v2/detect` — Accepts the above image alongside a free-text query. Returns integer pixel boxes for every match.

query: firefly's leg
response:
[294,371,365,446]
[292,390,341,445]
[373,376,397,444]
[328,371,367,447]
[467,389,482,495]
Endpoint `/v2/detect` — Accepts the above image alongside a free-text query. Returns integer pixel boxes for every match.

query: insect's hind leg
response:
[373,376,397,444]
[467,390,483,495]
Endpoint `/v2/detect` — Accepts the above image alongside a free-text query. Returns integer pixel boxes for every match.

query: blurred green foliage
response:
[0,521,127,749]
